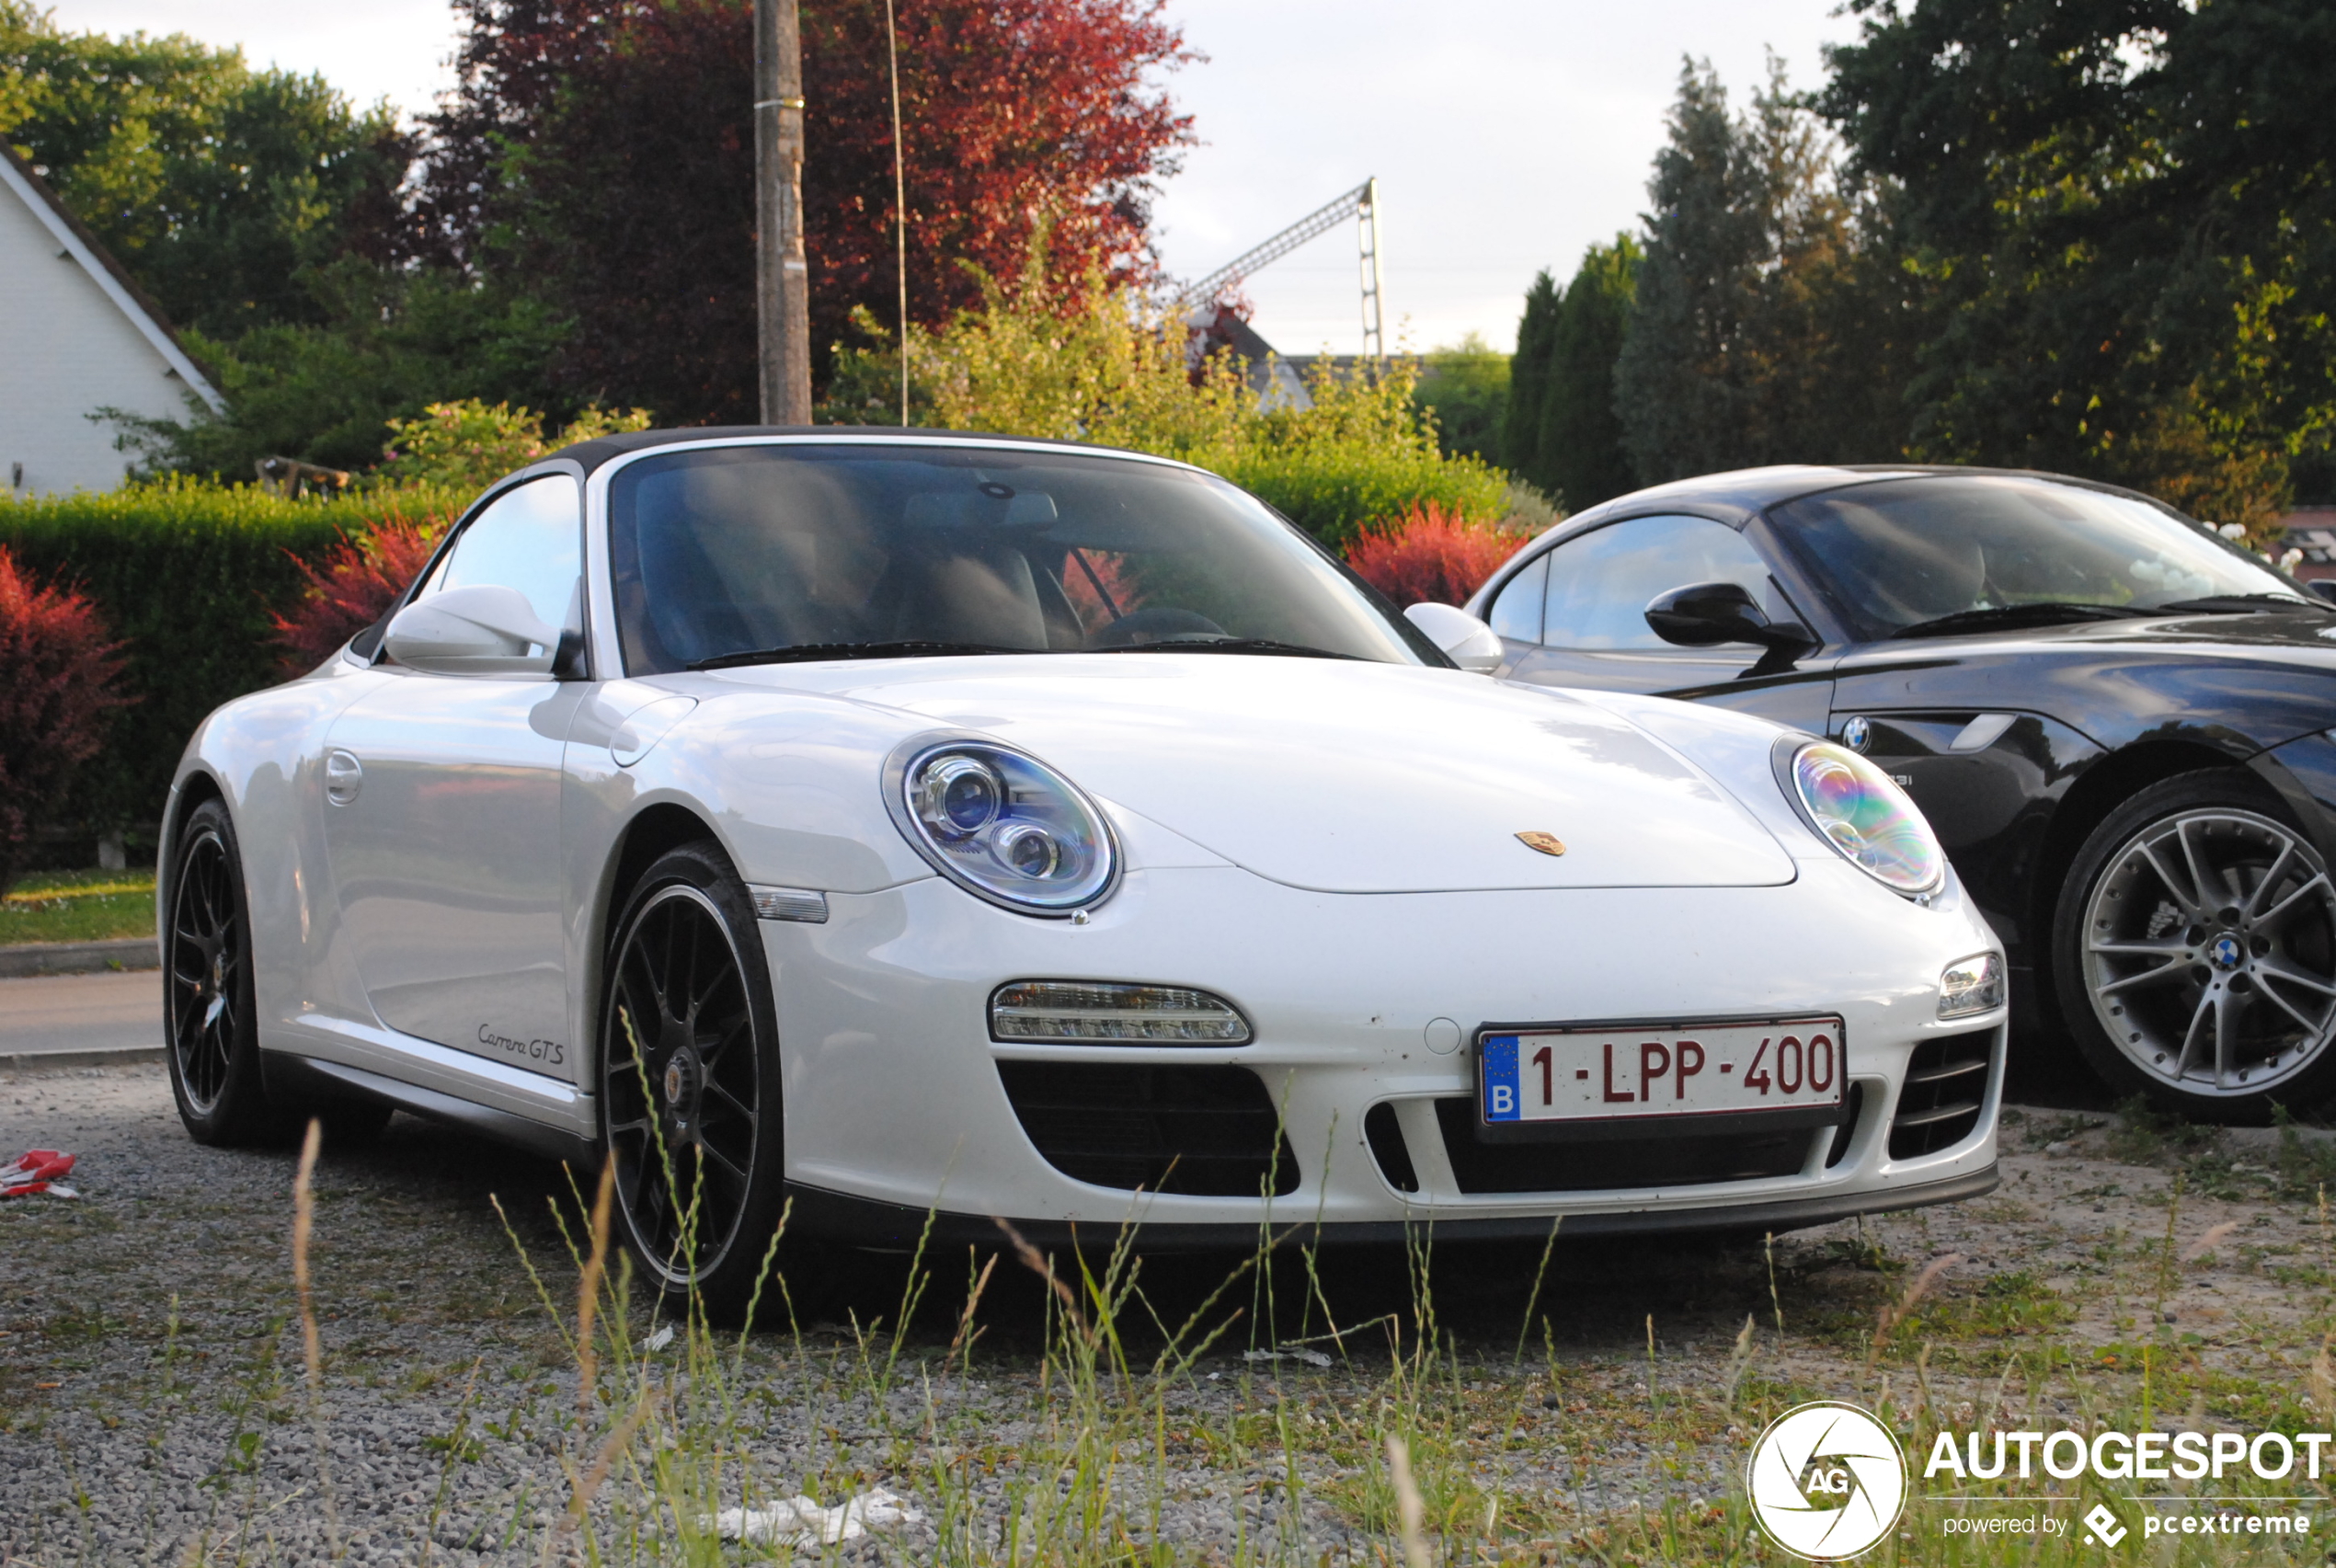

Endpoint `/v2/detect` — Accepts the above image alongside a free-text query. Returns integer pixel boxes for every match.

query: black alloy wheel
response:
[601,841,802,1321]
[166,800,280,1142]
[2056,771,2336,1123]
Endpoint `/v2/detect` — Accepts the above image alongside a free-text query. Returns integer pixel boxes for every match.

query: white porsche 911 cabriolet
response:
[165,429,2005,1313]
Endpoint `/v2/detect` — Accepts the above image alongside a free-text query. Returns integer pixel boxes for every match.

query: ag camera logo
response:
[1747,1402,1907,1560]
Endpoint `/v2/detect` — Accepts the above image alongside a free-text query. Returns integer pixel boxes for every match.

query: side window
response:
[1487,552,1549,643]
[1540,515,1770,651]
[420,475,584,639]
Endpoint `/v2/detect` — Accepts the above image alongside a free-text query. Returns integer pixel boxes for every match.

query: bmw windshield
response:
[1766,475,2313,642]
[605,442,1433,673]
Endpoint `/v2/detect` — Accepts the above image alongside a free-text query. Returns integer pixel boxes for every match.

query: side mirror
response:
[1644,581,1815,656]
[2308,580,2336,605]
[384,584,562,676]
[1403,601,1504,673]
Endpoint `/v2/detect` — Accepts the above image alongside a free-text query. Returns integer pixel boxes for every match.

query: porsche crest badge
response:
[1515,831,1567,857]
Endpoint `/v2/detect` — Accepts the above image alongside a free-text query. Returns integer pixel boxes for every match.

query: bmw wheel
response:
[2055,771,2336,1123]
[601,841,819,1322]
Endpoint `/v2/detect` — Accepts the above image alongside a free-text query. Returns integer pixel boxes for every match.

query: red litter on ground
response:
[1,1150,77,1199]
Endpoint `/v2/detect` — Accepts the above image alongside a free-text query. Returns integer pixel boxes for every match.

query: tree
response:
[1821,0,2336,526]
[108,264,568,478]
[414,0,1195,422]
[1413,334,1509,465]
[0,2,410,339]
[1504,269,1560,491]
[0,2,539,479]
[1615,58,1912,486]
[1540,236,1641,510]
[1505,242,1643,511]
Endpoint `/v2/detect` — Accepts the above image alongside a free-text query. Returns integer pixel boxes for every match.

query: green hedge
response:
[1221,446,1512,551]
[0,480,465,845]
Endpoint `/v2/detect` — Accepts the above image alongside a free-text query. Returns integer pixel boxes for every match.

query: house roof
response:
[0,142,225,414]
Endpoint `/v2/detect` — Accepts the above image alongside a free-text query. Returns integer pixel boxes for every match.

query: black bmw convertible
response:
[1464,465,2336,1123]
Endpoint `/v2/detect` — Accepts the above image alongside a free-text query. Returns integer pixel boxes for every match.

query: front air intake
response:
[1432,1100,1811,1194]
[996,1062,1297,1196]
[1889,1030,1994,1159]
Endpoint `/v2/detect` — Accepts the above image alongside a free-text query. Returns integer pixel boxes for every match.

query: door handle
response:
[325,749,363,806]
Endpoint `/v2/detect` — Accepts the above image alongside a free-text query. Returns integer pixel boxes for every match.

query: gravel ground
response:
[5,1063,2332,1565]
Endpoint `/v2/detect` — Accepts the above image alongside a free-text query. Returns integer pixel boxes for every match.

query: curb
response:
[0,938,159,979]
[0,1047,164,1073]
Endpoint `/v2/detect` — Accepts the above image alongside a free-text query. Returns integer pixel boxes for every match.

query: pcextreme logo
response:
[1746,1402,1908,1561]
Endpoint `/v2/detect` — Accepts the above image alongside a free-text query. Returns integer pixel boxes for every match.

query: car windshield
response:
[1766,475,2305,641]
[605,443,1431,673]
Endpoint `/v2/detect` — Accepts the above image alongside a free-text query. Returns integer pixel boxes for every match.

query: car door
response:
[319,475,590,1081]
[1492,512,1835,729]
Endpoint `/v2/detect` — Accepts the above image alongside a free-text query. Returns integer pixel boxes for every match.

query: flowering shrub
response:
[0,547,129,893]
[271,513,450,673]
[376,399,652,495]
[1344,500,1525,608]
[825,258,1510,547]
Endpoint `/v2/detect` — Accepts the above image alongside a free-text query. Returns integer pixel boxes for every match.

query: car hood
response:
[714,655,1798,894]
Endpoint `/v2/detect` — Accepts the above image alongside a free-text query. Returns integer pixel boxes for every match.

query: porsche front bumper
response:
[761,858,2005,1246]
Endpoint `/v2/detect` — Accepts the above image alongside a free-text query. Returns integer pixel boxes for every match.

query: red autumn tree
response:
[412,0,1192,422]
[0,547,130,894]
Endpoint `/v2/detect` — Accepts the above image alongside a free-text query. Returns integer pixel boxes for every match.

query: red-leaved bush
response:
[271,515,448,674]
[1344,501,1523,608]
[0,546,130,894]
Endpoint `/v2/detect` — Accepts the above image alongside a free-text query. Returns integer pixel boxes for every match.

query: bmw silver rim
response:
[602,884,761,1287]
[2081,807,2336,1097]
[168,825,242,1114]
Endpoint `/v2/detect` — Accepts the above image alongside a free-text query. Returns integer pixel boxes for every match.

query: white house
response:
[0,143,225,497]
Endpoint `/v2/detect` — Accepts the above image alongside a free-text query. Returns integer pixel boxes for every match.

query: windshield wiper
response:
[1887,602,2156,639]
[2151,593,2325,613]
[1088,636,1358,660]
[690,640,1031,670]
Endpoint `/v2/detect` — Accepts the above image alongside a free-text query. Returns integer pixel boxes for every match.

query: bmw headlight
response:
[1776,739,1946,898]
[886,739,1118,914]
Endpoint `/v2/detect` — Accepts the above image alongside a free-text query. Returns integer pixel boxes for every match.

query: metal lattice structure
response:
[1175,177,1386,359]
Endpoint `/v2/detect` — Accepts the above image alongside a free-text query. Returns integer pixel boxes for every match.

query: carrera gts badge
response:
[1515,831,1567,857]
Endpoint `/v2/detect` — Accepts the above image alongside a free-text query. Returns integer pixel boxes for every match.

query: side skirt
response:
[263,1050,599,1169]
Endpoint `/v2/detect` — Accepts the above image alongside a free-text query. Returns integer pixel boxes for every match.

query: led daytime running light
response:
[991,981,1252,1043]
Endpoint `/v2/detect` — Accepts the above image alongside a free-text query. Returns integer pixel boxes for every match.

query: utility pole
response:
[753,0,811,425]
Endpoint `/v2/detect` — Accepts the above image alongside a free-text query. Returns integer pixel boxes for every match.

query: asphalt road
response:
[0,969,162,1058]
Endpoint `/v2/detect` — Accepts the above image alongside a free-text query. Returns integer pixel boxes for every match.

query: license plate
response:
[1479,1017,1845,1126]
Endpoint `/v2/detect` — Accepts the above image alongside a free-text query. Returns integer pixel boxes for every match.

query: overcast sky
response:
[53,0,1857,356]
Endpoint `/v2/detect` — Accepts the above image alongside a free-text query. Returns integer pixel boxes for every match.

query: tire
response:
[2053,770,2336,1123]
[599,841,833,1324]
[166,799,284,1144]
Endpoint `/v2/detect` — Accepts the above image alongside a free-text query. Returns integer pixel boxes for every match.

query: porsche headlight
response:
[1779,739,1945,897]
[888,740,1117,914]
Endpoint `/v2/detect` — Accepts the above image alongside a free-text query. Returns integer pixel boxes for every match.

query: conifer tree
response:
[1538,236,1641,510]
[1502,269,1561,492]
